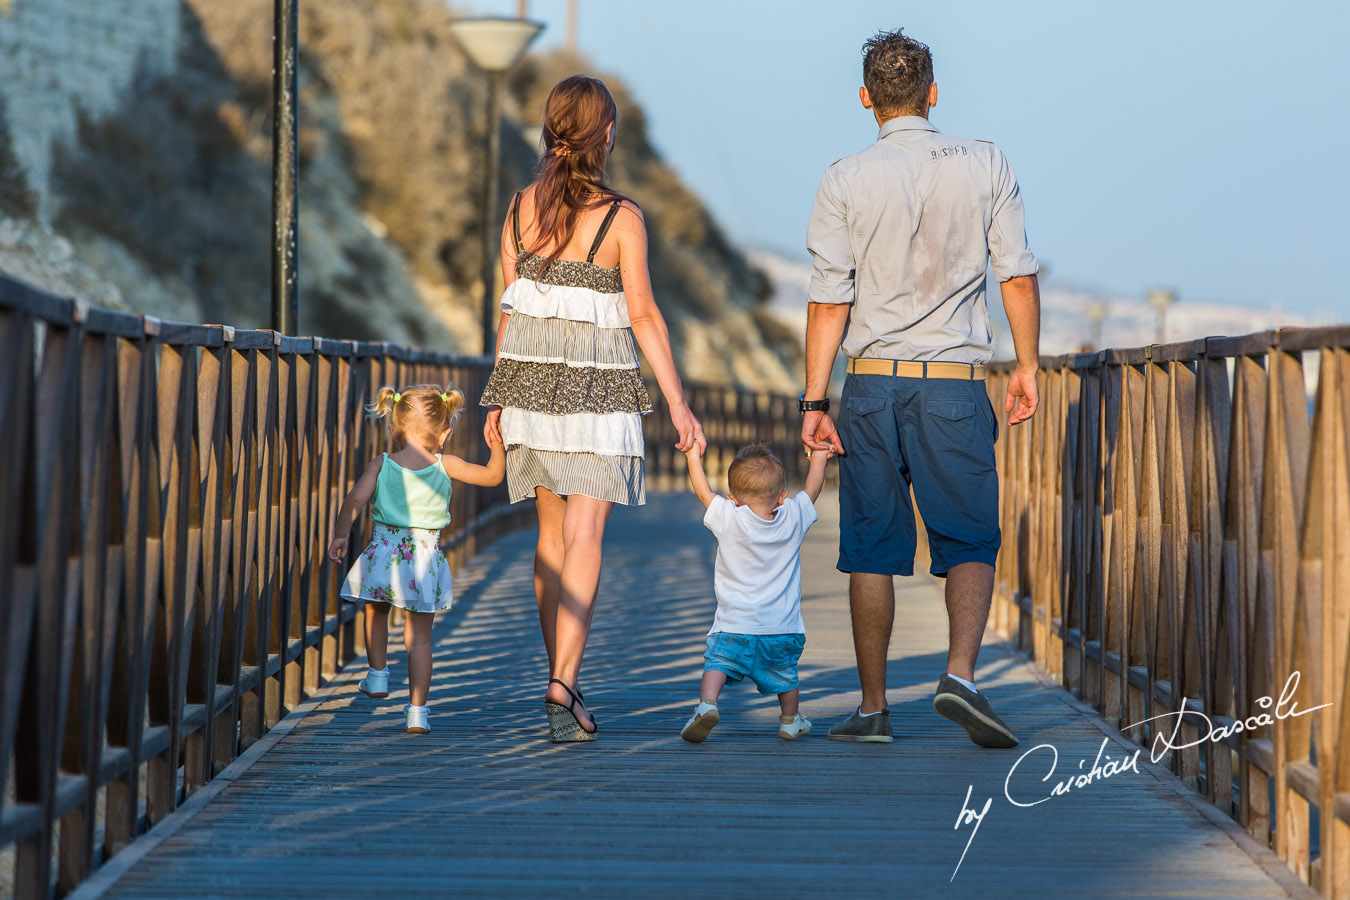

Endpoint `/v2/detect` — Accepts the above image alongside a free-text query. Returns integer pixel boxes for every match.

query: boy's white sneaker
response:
[778,714,812,740]
[680,701,720,743]
[405,704,430,734]
[358,668,389,698]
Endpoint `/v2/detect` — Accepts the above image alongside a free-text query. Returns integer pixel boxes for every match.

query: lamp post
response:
[271,0,298,335]
[447,16,544,355]
[1147,289,1177,344]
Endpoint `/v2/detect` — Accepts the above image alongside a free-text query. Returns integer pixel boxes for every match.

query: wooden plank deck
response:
[88,492,1314,899]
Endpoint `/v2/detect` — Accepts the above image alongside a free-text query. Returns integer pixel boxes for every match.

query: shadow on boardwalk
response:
[94,493,1310,899]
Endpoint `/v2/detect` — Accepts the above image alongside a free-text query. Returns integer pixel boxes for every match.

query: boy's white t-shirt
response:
[703,491,819,635]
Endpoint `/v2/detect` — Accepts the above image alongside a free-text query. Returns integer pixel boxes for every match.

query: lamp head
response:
[448,16,544,72]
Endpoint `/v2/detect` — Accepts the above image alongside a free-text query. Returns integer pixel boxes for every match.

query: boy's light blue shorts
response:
[704,632,806,696]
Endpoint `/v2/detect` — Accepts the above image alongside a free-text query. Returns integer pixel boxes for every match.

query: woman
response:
[480,75,704,742]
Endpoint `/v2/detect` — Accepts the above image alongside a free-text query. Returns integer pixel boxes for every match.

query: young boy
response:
[680,442,831,742]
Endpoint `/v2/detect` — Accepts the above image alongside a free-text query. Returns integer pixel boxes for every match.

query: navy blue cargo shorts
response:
[836,372,1000,577]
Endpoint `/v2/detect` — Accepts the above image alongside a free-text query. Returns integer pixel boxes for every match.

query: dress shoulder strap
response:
[510,191,524,254]
[585,199,623,264]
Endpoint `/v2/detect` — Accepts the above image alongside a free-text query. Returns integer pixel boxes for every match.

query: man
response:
[800,29,1041,748]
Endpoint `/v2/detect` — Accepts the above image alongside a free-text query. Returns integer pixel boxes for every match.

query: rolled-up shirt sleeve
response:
[806,167,855,305]
[987,147,1038,283]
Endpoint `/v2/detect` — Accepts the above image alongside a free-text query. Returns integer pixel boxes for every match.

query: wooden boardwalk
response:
[83,492,1314,899]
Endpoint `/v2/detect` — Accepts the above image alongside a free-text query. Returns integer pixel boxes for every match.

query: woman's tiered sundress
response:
[480,195,652,506]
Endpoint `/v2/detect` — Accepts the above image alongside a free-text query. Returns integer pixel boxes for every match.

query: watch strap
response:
[798,393,830,413]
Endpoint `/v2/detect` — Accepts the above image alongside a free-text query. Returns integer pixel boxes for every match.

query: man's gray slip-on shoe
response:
[932,675,1018,748]
[827,707,893,743]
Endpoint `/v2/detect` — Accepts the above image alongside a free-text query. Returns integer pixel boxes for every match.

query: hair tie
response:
[392,392,402,403]
[554,144,574,158]
[440,392,450,404]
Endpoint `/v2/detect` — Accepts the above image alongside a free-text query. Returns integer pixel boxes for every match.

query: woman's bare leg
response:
[533,487,567,671]
[364,602,391,670]
[402,611,436,707]
[544,494,613,729]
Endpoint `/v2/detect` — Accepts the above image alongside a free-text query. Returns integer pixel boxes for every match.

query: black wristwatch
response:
[798,392,830,414]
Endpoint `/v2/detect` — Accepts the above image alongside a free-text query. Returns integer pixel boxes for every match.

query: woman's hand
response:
[670,399,705,453]
[484,406,503,446]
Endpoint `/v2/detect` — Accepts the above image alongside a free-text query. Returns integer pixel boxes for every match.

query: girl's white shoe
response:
[358,668,389,698]
[405,704,430,734]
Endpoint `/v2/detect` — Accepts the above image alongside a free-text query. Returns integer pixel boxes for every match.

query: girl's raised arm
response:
[614,203,705,454]
[442,432,506,487]
[328,455,384,561]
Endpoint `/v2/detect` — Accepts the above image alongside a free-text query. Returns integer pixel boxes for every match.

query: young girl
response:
[328,383,505,734]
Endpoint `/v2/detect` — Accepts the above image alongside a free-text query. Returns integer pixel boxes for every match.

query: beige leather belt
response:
[846,358,986,380]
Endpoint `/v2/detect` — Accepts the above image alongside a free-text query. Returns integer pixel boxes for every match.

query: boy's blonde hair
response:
[727,444,786,499]
[367,383,464,452]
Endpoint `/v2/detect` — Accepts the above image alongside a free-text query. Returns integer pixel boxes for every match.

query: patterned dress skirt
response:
[481,252,651,506]
[340,523,454,613]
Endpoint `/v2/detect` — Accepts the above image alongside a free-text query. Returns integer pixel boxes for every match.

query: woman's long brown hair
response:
[527,75,631,273]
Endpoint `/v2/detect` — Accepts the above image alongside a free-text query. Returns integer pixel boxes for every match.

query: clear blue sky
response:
[463,0,1349,317]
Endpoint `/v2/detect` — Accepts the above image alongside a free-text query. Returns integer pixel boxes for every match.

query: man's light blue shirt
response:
[806,115,1037,364]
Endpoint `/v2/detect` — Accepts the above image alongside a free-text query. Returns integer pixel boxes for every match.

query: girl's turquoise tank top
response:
[371,454,453,530]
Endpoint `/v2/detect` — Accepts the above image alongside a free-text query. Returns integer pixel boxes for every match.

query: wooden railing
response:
[0,275,806,899]
[988,325,1350,897]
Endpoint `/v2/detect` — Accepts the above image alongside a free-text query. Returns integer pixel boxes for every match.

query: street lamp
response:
[448,16,545,355]
[1147,289,1177,344]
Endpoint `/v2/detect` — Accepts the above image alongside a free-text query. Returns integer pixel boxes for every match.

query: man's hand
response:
[802,410,845,456]
[1005,366,1039,425]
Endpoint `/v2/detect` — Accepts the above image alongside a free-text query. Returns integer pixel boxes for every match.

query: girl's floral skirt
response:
[340,524,453,613]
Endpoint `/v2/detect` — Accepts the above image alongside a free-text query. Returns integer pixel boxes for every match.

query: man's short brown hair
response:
[862,29,933,117]
[727,444,786,499]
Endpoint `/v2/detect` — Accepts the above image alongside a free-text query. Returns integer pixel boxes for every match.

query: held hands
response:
[483,406,503,446]
[801,410,845,456]
[327,537,349,563]
[670,400,706,454]
[1005,367,1039,425]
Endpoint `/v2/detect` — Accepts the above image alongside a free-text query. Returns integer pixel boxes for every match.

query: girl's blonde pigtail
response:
[366,386,398,419]
[441,388,465,431]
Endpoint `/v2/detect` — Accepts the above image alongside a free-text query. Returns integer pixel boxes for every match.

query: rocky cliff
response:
[0,0,801,390]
